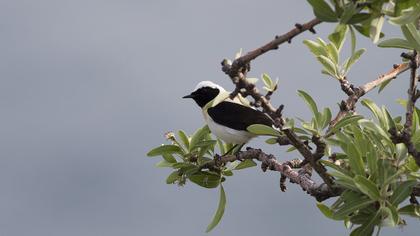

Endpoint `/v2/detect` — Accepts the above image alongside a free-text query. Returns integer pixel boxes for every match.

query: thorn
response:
[401,52,413,60]
[295,23,303,30]
[287,38,292,44]
[393,64,399,69]
[309,27,316,34]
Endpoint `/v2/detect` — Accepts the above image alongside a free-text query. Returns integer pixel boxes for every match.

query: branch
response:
[203,147,340,201]
[390,52,420,166]
[224,18,321,79]
[329,63,410,128]
[221,18,334,188]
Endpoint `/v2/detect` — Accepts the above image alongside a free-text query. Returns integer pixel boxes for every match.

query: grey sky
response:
[0,0,418,235]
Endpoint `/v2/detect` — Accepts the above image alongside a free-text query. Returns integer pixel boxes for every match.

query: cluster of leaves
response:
[246,90,420,235]
[307,0,420,52]
[147,126,256,232]
[307,0,419,42]
[304,24,365,81]
[317,99,420,235]
[147,1,420,235]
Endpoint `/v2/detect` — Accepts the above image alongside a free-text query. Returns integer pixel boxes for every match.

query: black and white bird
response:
[183,81,273,147]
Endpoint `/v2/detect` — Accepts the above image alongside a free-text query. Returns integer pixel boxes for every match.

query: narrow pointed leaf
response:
[247,124,281,136]
[378,38,414,50]
[206,185,226,232]
[390,180,417,205]
[178,130,190,149]
[354,175,381,200]
[370,16,385,43]
[147,145,183,157]
[333,198,375,219]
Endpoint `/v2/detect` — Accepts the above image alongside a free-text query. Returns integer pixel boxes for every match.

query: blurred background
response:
[0,0,417,235]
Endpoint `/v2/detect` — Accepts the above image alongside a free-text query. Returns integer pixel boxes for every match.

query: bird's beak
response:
[182,94,194,99]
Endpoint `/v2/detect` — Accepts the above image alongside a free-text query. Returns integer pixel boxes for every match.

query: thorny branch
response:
[216,17,420,202]
[329,63,411,129]
[203,147,339,201]
[221,18,335,190]
[390,52,420,167]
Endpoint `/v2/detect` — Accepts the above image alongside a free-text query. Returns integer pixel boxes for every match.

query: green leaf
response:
[189,126,211,151]
[359,119,391,144]
[378,79,392,93]
[340,3,357,24]
[303,40,327,57]
[378,38,414,50]
[343,48,366,74]
[147,145,183,157]
[247,124,281,136]
[189,171,221,188]
[333,197,375,219]
[361,99,385,127]
[327,115,363,135]
[349,26,356,55]
[217,139,226,154]
[326,43,339,64]
[350,212,379,236]
[330,171,359,191]
[316,55,338,78]
[162,153,177,163]
[166,171,180,184]
[193,140,217,149]
[155,160,174,168]
[329,24,348,52]
[297,90,319,117]
[370,16,385,43]
[390,180,417,205]
[347,13,371,24]
[320,160,353,177]
[389,5,420,25]
[321,107,332,129]
[401,23,420,51]
[206,185,226,232]
[347,143,365,176]
[385,204,400,226]
[178,130,190,149]
[234,159,257,170]
[354,175,381,200]
[307,0,338,22]
[262,73,273,90]
[265,137,278,145]
[317,202,337,220]
[398,204,420,217]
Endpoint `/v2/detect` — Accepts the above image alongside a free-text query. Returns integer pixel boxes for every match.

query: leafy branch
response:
[148,0,420,235]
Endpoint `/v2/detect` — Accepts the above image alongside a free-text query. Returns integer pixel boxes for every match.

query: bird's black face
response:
[183,86,220,108]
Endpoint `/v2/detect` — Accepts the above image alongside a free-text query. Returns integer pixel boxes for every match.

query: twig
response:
[223,18,321,79]
[329,63,410,128]
[203,147,339,201]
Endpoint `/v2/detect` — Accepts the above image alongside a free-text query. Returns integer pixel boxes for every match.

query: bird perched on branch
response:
[183,81,274,151]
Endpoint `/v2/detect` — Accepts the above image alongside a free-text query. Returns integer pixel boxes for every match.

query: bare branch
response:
[224,18,321,79]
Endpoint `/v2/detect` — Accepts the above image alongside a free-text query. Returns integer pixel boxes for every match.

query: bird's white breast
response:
[202,110,255,144]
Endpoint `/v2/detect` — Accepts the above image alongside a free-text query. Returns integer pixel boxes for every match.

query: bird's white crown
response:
[193,81,226,92]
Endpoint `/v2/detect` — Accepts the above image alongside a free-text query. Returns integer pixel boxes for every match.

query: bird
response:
[183,81,274,152]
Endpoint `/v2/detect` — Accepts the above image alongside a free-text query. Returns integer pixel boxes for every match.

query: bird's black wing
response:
[207,101,273,131]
